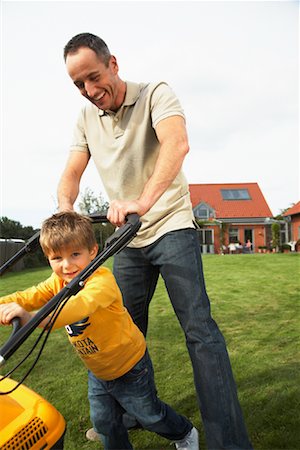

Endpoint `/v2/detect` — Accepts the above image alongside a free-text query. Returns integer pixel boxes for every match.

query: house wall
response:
[238,225,267,252]
[290,213,300,246]
[201,223,268,254]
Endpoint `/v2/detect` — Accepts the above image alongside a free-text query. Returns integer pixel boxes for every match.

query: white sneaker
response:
[85,428,100,441]
[174,427,199,450]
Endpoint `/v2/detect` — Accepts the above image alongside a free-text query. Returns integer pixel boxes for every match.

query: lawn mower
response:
[0,214,141,449]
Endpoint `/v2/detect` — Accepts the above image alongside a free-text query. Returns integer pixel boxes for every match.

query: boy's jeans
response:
[114,228,253,450]
[88,350,192,449]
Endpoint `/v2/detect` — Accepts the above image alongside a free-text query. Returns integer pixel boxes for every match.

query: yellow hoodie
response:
[0,267,146,380]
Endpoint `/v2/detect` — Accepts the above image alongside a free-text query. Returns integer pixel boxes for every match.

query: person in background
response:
[57,32,253,449]
[228,242,237,254]
[245,239,253,253]
[0,212,199,450]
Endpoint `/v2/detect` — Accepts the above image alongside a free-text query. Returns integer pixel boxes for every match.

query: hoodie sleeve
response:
[0,273,62,311]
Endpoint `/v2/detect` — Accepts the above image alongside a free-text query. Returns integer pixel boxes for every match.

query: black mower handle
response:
[11,317,22,335]
[0,231,41,276]
[0,214,141,366]
[0,318,22,358]
[0,213,135,276]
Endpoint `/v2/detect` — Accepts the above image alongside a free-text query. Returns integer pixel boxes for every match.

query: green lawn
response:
[0,253,299,449]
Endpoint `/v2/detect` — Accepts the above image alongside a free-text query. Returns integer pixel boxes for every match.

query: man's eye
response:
[75,81,84,90]
[90,74,100,82]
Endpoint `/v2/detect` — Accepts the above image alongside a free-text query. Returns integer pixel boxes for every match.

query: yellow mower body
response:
[0,377,66,449]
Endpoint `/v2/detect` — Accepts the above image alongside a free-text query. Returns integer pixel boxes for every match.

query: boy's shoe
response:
[174,427,199,450]
[86,428,100,441]
[85,421,142,442]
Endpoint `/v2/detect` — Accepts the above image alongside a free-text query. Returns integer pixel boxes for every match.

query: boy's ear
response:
[90,244,99,259]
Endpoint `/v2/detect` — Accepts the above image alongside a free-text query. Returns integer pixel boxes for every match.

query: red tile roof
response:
[283,201,300,216]
[189,183,273,218]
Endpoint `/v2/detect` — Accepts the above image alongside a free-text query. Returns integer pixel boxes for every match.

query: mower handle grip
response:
[0,318,22,355]
[11,317,22,335]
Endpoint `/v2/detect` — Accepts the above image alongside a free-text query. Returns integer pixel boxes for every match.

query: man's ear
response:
[110,55,119,73]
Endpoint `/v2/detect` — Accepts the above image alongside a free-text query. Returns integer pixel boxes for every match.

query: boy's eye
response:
[73,252,81,257]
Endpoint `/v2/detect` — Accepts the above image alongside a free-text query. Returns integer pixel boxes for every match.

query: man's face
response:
[66,47,123,111]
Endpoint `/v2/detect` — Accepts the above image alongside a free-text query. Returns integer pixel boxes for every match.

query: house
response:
[283,201,300,251]
[189,183,273,254]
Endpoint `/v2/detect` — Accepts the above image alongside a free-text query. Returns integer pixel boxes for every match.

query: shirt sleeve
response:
[70,107,91,154]
[150,82,185,128]
[0,273,59,311]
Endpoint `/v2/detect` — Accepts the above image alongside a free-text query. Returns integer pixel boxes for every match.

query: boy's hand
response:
[0,303,32,326]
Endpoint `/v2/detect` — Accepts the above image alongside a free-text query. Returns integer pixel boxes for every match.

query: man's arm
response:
[108,115,189,226]
[57,151,90,211]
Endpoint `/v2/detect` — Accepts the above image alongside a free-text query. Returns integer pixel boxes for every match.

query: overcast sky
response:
[1,0,299,229]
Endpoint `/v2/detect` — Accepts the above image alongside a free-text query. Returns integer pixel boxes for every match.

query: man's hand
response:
[107,199,147,227]
[57,203,75,213]
[0,303,32,327]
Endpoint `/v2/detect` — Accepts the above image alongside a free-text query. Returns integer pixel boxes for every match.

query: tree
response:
[78,188,114,250]
[78,188,109,215]
[0,217,37,240]
[271,222,280,252]
[220,222,229,253]
[274,203,295,220]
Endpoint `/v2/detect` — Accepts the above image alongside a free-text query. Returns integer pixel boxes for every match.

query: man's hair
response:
[63,32,111,66]
[40,211,97,256]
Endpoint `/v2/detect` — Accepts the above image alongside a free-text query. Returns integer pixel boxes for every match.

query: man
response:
[58,32,252,449]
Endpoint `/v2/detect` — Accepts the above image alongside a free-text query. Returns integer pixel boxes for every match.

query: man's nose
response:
[85,81,97,98]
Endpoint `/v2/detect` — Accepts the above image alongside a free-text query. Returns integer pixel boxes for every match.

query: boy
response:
[0,212,198,450]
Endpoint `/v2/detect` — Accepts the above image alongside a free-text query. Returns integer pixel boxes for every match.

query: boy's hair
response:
[63,32,111,66]
[40,211,97,256]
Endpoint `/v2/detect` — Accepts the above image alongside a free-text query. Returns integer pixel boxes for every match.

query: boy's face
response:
[48,245,98,283]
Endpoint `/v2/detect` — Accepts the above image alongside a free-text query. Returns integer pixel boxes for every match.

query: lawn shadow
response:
[236,361,300,449]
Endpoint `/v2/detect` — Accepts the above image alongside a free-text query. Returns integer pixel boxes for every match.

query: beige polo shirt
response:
[70,81,195,247]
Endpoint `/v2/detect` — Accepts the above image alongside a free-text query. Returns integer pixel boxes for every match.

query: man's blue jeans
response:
[88,350,192,449]
[114,228,253,449]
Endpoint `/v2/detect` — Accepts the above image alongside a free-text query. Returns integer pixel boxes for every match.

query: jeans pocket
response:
[121,355,148,383]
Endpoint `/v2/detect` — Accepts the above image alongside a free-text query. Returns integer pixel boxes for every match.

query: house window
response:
[198,229,213,245]
[229,228,239,243]
[193,202,215,220]
[221,189,251,200]
[197,207,209,219]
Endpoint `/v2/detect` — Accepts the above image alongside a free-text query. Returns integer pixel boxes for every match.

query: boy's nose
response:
[62,259,72,269]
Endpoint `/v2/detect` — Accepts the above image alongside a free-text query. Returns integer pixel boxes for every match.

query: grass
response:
[0,253,299,449]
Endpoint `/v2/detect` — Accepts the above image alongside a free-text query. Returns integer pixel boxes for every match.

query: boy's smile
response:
[48,245,98,283]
